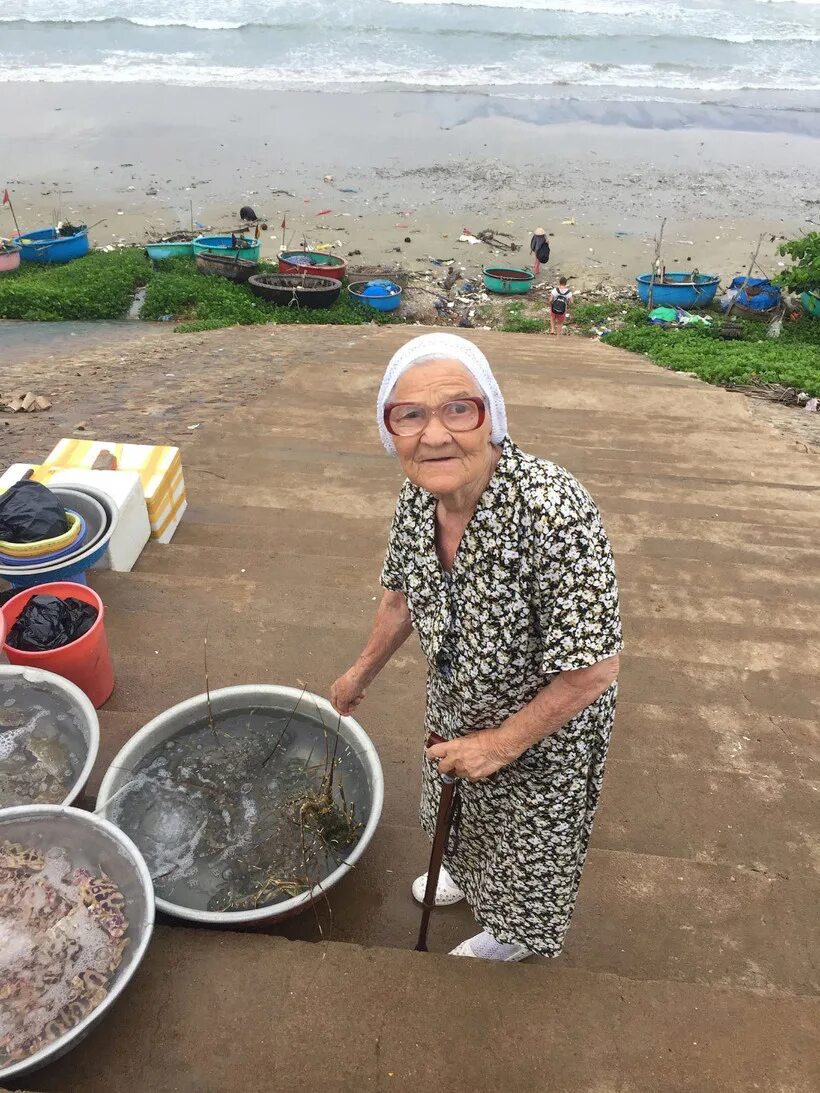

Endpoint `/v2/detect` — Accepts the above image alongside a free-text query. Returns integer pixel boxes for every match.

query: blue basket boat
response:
[636,272,720,309]
[720,276,781,316]
[193,234,260,261]
[15,227,90,265]
[145,240,195,261]
[348,279,402,313]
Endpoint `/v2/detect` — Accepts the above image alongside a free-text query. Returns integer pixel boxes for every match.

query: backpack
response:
[551,290,568,316]
[531,235,550,265]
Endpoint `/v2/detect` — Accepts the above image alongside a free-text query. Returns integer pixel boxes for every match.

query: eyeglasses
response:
[384,397,486,438]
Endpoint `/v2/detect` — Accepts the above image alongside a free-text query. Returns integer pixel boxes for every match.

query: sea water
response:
[108,705,371,913]
[0,0,818,114]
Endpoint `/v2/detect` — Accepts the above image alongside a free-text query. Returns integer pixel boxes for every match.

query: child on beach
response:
[549,277,573,336]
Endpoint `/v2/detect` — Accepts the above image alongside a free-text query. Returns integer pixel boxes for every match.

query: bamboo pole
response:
[3,192,22,239]
[647,217,666,311]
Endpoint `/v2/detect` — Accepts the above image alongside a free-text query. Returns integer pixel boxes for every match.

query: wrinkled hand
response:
[426,728,518,782]
[330,667,368,716]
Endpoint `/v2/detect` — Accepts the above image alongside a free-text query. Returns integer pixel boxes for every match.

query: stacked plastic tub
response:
[0,484,118,590]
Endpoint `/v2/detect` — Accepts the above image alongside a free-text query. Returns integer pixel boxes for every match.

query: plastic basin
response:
[0,511,85,561]
[348,279,402,313]
[0,664,99,806]
[97,684,384,926]
[0,486,115,587]
[2,581,115,708]
[0,805,154,1084]
[0,509,82,558]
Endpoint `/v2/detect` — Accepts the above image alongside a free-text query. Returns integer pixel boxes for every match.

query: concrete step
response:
[28,927,820,1093]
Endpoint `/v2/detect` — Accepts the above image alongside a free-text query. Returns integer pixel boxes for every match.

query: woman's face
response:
[389,359,494,498]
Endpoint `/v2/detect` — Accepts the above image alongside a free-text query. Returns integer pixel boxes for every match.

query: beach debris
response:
[805,397,819,414]
[1,391,52,413]
[459,233,480,245]
[562,218,576,226]
[443,266,461,292]
[338,187,358,193]
[316,209,332,216]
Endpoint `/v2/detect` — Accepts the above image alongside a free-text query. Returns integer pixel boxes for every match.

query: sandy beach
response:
[4,82,820,292]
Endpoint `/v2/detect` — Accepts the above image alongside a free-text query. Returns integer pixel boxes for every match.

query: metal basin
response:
[0,665,99,807]
[96,684,384,926]
[0,804,154,1083]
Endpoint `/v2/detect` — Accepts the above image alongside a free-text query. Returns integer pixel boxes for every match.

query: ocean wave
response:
[1,14,817,43]
[1,56,817,93]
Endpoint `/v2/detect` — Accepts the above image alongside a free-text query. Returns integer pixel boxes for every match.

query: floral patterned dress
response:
[380,437,623,956]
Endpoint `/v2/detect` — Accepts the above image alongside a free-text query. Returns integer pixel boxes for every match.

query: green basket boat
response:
[483,266,534,295]
[800,290,820,318]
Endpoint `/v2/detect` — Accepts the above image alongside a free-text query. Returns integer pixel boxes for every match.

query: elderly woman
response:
[331,333,622,962]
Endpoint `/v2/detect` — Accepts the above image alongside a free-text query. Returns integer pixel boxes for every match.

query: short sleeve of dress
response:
[379,481,414,594]
[534,473,623,673]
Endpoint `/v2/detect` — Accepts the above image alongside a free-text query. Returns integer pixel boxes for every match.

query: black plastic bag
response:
[7,595,98,652]
[0,482,69,544]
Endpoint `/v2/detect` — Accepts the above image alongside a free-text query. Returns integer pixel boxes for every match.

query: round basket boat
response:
[193,234,260,261]
[96,684,384,927]
[248,273,341,308]
[0,805,153,1083]
[637,272,720,309]
[195,251,258,282]
[482,266,534,295]
[15,227,90,266]
[800,289,820,318]
[145,240,195,261]
[0,241,21,274]
[278,251,347,281]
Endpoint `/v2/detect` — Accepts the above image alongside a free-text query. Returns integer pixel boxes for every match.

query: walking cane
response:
[415,731,459,953]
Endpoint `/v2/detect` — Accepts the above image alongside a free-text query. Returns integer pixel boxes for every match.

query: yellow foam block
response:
[41,439,187,543]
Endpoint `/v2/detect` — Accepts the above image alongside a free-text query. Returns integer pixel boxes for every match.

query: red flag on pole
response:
[280,215,286,231]
[2,190,9,205]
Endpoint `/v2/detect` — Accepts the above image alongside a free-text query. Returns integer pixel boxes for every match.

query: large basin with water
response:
[96,684,384,926]
[0,804,153,1082]
[0,666,99,808]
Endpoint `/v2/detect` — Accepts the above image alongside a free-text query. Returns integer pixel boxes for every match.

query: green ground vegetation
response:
[0,249,151,321]
[602,315,820,396]
[0,251,396,331]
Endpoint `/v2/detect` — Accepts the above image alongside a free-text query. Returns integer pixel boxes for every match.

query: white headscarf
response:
[376,333,508,454]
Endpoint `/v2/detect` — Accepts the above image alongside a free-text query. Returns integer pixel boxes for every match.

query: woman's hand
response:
[330,667,369,716]
[426,728,520,782]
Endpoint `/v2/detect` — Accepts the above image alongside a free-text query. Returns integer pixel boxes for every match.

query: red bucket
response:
[1,581,115,708]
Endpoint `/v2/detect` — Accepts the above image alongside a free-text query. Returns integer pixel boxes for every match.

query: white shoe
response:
[449,930,531,962]
[411,866,465,907]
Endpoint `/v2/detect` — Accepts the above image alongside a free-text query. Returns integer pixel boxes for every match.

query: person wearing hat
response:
[331,333,622,962]
[530,227,550,275]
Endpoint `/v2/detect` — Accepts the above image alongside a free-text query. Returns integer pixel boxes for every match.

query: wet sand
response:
[4,82,820,290]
